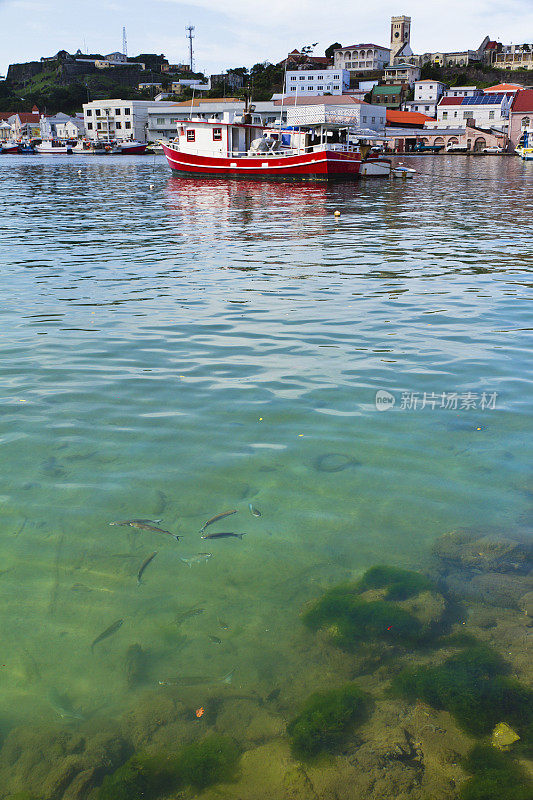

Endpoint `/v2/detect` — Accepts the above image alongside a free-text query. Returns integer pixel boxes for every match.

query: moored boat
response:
[1,141,19,154]
[515,128,533,160]
[35,139,73,154]
[162,106,392,180]
[112,140,148,155]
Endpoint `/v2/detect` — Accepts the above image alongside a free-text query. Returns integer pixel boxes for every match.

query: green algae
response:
[302,566,443,651]
[459,744,533,800]
[287,683,369,757]
[98,735,240,799]
[303,585,424,649]
[392,644,533,737]
[355,565,433,600]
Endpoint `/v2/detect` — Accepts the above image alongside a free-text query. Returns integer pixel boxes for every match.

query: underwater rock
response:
[444,571,533,609]
[215,699,259,741]
[491,722,520,750]
[433,530,532,574]
[314,453,360,473]
[245,709,285,744]
[459,744,533,800]
[121,691,179,749]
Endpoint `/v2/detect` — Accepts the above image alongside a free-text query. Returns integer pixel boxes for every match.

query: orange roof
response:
[386,109,434,126]
[484,83,523,93]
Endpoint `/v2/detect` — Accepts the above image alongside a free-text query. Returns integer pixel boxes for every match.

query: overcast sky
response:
[1,0,532,77]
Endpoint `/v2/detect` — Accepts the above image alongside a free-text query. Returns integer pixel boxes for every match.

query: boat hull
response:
[163,144,389,180]
[116,143,148,155]
[1,144,19,154]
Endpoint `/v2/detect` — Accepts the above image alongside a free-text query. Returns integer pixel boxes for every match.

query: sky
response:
[1,0,532,77]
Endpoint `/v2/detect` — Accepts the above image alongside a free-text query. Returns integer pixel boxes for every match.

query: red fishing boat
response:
[162,105,390,180]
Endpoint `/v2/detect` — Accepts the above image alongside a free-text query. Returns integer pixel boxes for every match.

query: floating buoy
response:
[77,170,82,175]
[149,183,154,189]
[334,210,341,217]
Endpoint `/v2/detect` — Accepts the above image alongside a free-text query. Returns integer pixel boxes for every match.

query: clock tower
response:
[390,15,411,61]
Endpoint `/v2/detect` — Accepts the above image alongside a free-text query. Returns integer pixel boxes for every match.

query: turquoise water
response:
[0,154,531,784]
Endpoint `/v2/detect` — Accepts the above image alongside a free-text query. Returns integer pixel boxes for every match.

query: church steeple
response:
[390,15,411,61]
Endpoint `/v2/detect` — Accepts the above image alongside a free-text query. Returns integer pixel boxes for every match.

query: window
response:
[124,109,131,115]
[157,118,165,125]
[442,112,448,119]
[489,110,495,119]
[96,122,102,130]
[115,108,121,115]
[213,128,222,141]
[333,74,339,79]
[318,86,323,90]
[125,121,131,129]
[333,85,339,90]
[186,129,195,141]
[425,106,429,111]
[463,111,473,119]
[362,116,367,122]
[291,76,296,81]
[299,76,304,80]
[372,116,375,122]
[95,109,100,116]
[87,122,93,130]
[290,87,296,91]
[317,74,323,79]
[86,109,92,116]
[116,121,122,129]
[307,76,313,80]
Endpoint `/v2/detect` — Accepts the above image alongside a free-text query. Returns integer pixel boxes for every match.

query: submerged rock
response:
[491,722,520,750]
[433,530,532,574]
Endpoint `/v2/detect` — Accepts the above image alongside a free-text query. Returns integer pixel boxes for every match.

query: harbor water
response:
[0,154,531,799]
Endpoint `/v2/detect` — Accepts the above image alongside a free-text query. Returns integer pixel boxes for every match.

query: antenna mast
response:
[122,26,128,57]
[186,25,195,71]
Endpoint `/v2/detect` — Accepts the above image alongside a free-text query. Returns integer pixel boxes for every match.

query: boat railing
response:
[167,142,361,158]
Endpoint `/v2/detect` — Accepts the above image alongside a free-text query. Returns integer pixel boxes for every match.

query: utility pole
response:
[122,27,128,57]
[186,25,195,71]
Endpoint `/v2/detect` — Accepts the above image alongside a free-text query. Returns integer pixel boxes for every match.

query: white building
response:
[443,86,478,98]
[147,100,283,141]
[284,68,349,96]
[403,79,446,116]
[333,44,390,74]
[40,112,85,139]
[285,100,386,133]
[83,99,153,142]
[437,92,514,132]
[384,62,421,87]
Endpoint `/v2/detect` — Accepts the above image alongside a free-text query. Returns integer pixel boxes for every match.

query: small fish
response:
[221,667,236,684]
[137,551,158,585]
[248,504,261,517]
[208,635,221,644]
[48,688,84,720]
[201,531,245,540]
[199,510,236,533]
[175,606,205,625]
[91,618,123,652]
[110,519,180,541]
[179,553,212,568]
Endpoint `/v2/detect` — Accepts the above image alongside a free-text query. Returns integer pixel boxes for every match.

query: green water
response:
[0,154,531,793]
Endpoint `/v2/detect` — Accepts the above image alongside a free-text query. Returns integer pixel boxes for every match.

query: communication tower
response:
[123,26,128,57]
[186,25,195,71]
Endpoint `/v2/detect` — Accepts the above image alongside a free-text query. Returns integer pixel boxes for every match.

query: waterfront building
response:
[388,120,506,152]
[83,99,154,142]
[333,44,390,74]
[284,68,349,97]
[6,106,41,138]
[384,62,421,87]
[40,112,84,139]
[508,89,533,148]
[437,91,514,132]
[274,94,386,132]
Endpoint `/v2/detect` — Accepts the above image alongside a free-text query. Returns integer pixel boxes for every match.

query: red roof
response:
[15,112,41,123]
[386,110,434,126]
[511,89,533,113]
[439,96,464,106]
[484,83,523,93]
[0,112,14,121]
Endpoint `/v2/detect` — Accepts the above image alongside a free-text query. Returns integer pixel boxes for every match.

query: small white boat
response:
[35,139,72,154]
[1,141,20,154]
[391,165,416,179]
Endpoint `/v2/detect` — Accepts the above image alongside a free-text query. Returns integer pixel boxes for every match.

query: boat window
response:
[212,128,222,141]
[186,129,195,142]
